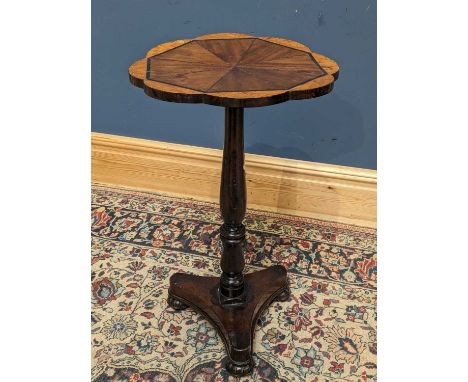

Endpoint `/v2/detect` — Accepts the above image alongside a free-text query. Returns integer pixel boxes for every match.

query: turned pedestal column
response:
[167,107,290,375]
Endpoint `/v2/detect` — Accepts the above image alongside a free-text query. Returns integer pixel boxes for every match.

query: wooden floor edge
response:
[92,132,377,227]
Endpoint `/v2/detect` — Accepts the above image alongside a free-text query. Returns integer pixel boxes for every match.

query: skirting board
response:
[92,133,377,228]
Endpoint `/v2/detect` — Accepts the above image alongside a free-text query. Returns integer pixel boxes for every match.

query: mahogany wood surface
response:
[129,33,339,107]
[129,33,338,376]
[219,107,247,302]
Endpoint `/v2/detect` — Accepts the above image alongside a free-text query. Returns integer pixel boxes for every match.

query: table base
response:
[168,265,290,376]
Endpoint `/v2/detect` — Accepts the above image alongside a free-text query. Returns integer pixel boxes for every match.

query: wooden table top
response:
[129,33,339,108]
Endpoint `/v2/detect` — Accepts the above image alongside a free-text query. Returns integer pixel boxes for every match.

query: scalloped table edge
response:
[128,33,339,108]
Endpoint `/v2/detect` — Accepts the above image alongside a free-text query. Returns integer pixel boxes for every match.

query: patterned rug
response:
[91,184,377,382]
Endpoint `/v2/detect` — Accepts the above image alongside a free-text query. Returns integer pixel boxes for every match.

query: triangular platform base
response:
[167,265,290,377]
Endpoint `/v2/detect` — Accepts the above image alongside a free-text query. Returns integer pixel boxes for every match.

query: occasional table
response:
[128,33,339,376]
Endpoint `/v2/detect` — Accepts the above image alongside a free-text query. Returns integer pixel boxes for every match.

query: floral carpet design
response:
[92,184,377,382]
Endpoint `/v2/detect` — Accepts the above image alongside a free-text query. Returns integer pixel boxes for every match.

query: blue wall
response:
[92,0,376,169]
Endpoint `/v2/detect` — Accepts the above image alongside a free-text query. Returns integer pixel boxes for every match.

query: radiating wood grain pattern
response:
[129,33,339,107]
[92,133,376,227]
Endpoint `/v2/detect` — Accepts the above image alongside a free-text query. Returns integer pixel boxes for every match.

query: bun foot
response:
[226,359,254,377]
[167,294,188,311]
[275,285,291,302]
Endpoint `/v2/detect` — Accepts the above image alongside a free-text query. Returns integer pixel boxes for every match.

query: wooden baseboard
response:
[92,133,377,227]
